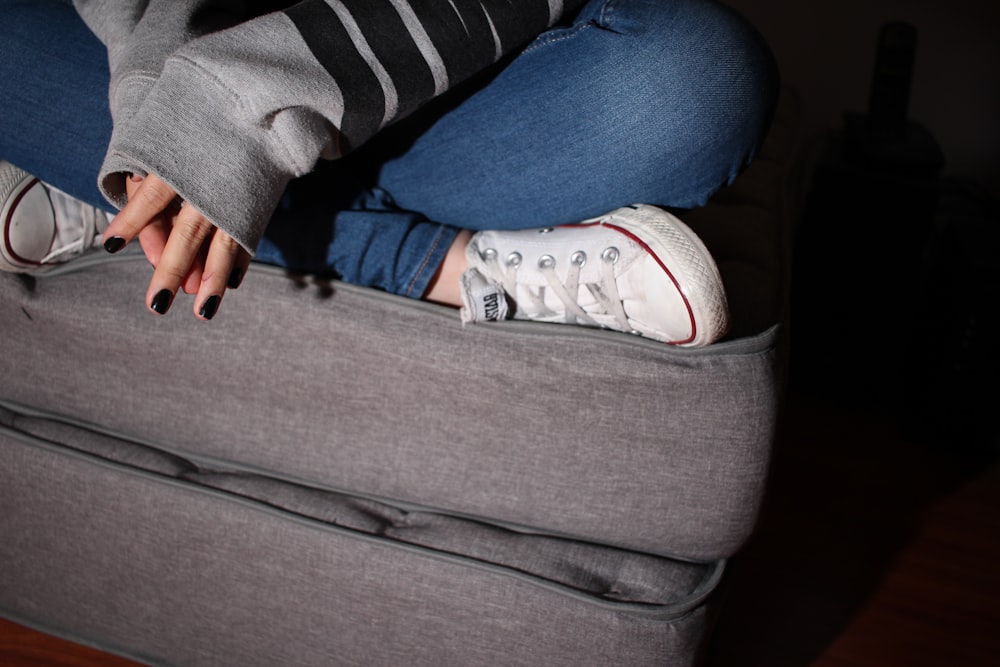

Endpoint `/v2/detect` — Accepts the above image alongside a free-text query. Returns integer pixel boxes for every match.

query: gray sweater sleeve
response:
[72,0,189,121]
[75,0,582,255]
[71,1,275,165]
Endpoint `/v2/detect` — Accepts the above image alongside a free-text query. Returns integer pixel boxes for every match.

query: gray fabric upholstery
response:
[0,85,797,667]
[0,402,713,606]
[0,258,777,561]
[0,422,717,667]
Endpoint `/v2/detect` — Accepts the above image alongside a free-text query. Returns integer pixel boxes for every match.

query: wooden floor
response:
[704,388,1000,666]
[1,389,998,666]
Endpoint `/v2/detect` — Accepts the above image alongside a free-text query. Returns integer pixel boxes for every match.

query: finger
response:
[124,177,207,286]
[181,235,209,295]
[124,173,144,202]
[136,216,174,268]
[146,204,216,315]
[227,243,252,290]
[104,173,179,255]
[195,229,248,321]
[126,175,169,268]
[137,213,206,293]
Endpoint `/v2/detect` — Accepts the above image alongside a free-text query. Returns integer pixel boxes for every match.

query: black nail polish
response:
[150,289,173,315]
[104,236,126,253]
[199,295,221,321]
[227,267,244,289]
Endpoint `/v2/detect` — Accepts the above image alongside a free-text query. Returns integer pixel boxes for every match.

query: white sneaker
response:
[461,204,729,346]
[1,160,113,272]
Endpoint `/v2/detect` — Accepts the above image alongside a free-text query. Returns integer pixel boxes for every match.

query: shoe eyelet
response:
[538,227,554,234]
[602,247,620,264]
[570,251,587,267]
[506,252,522,268]
[482,248,498,261]
[538,254,556,269]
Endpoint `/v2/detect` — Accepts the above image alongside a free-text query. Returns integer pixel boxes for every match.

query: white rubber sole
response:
[594,204,729,347]
[0,162,48,272]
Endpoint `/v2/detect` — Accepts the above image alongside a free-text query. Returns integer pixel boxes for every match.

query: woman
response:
[0,0,777,345]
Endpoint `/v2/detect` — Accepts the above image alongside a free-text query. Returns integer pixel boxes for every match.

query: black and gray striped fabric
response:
[74,0,584,253]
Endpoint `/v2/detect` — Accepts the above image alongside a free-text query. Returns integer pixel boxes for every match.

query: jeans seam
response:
[403,225,448,298]
[522,21,594,55]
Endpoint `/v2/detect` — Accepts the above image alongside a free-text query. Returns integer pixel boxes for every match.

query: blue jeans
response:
[0,0,777,298]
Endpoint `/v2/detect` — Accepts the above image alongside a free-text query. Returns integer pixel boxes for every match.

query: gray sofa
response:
[0,90,798,666]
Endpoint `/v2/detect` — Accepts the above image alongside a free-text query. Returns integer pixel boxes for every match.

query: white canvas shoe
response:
[461,204,729,346]
[1,160,113,273]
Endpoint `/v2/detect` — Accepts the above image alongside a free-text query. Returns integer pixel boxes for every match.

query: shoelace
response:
[39,200,105,265]
[479,244,633,332]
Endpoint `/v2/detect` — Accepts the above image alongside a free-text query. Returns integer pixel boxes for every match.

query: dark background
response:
[704,2,1000,664]
[727,0,999,199]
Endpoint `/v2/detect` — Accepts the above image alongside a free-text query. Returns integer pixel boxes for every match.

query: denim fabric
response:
[0,0,777,298]
[0,0,112,211]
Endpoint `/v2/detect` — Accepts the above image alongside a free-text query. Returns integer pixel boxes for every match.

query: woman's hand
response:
[103,173,251,320]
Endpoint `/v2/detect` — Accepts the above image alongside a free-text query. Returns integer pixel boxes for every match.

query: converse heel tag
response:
[459,268,509,324]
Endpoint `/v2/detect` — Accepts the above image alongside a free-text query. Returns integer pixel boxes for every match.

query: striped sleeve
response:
[91,0,583,254]
[284,0,576,151]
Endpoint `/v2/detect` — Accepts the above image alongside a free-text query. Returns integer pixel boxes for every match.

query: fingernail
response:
[150,289,174,315]
[199,295,221,321]
[130,174,144,183]
[227,267,244,289]
[104,236,126,253]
